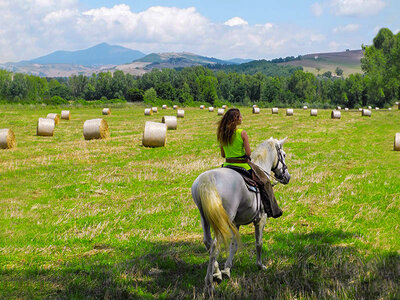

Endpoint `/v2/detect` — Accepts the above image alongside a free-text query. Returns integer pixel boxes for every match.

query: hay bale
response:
[310,109,318,116]
[344,108,349,111]
[37,118,55,136]
[209,107,214,112]
[144,108,153,116]
[61,110,71,120]
[200,105,205,109]
[358,108,363,111]
[253,104,258,108]
[272,107,278,114]
[46,113,60,125]
[162,105,167,109]
[336,106,341,110]
[83,118,109,140]
[303,106,308,110]
[222,105,228,109]
[142,121,167,147]
[394,133,400,151]
[177,109,185,118]
[362,109,371,117]
[375,107,379,110]
[217,108,225,115]
[162,116,178,130]
[286,109,293,116]
[152,107,158,113]
[173,105,178,110]
[102,108,111,115]
[331,110,341,119]
[252,107,260,114]
[368,106,372,109]
[389,107,392,110]
[0,129,16,149]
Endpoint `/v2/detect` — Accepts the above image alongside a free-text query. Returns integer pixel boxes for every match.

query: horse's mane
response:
[251,137,276,164]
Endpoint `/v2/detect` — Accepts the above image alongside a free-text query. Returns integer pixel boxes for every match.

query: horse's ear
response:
[279,137,288,145]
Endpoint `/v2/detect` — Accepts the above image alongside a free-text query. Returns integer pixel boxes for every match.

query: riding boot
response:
[249,162,283,218]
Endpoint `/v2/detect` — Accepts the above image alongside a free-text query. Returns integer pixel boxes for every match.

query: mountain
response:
[227,58,254,64]
[278,49,364,76]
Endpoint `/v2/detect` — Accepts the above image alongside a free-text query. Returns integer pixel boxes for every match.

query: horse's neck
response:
[252,145,275,173]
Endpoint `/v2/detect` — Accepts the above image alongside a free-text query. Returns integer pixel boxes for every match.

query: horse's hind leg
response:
[254,214,268,270]
[205,238,221,292]
[221,225,240,279]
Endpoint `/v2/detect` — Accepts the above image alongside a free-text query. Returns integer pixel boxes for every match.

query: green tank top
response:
[222,128,251,170]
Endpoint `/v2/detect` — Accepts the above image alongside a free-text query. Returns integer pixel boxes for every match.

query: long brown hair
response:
[217,108,241,146]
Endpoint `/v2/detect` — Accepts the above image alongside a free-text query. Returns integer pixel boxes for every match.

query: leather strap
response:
[225,157,250,164]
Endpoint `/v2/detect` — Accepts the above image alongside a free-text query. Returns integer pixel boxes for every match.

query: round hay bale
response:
[375,107,379,110]
[142,121,167,147]
[37,118,55,136]
[358,108,363,111]
[46,113,60,125]
[310,109,318,116]
[362,109,371,117]
[286,109,293,116]
[388,107,392,110]
[61,110,71,120]
[336,106,341,110]
[344,108,349,111]
[252,107,260,114]
[368,106,372,109]
[0,129,16,149]
[208,107,214,112]
[331,110,341,119]
[162,116,177,130]
[152,107,158,113]
[173,105,178,110]
[102,108,111,115]
[222,105,228,109]
[303,106,308,110]
[162,105,167,109]
[200,105,205,109]
[177,109,185,118]
[272,107,278,114]
[217,108,225,115]
[253,104,258,108]
[144,108,153,116]
[394,133,400,151]
[83,119,109,140]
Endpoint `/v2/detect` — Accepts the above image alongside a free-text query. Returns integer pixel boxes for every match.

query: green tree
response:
[143,87,157,104]
[335,67,343,76]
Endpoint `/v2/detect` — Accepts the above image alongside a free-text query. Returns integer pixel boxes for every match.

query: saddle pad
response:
[222,165,259,193]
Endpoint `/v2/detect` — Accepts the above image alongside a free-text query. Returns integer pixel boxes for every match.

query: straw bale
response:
[358,108,362,111]
[162,105,167,109]
[83,118,109,140]
[389,108,392,110]
[272,107,278,114]
[144,108,153,115]
[336,106,341,110]
[162,116,178,130]
[344,108,349,111]
[173,105,178,110]
[310,109,317,116]
[303,106,308,110]
[375,107,379,110]
[217,108,225,115]
[222,105,227,109]
[362,109,371,117]
[209,107,214,112]
[253,104,258,108]
[252,107,260,114]
[394,133,400,151]
[152,107,158,113]
[331,110,341,119]
[37,118,55,136]
[200,105,205,109]
[368,106,372,109]
[286,109,293,116]
[177,109,185,118]
[142,121,167,147]
[102,108,111,115]
[0,129,16,149]
[46,113,60,125]
[61,110,71,120]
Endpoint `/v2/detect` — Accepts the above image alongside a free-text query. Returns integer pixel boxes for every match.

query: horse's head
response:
[271,137,291,185]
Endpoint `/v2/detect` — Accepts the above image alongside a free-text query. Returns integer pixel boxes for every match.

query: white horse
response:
[191,137,291,291]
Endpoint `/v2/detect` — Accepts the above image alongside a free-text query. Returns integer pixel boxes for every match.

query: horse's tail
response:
[197,173,240,248]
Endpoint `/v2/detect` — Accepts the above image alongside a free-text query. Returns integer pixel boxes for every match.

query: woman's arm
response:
[220,145,226,158]
[241,130,251,157]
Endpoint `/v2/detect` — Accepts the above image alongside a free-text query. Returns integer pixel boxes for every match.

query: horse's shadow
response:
[4,229,398,299]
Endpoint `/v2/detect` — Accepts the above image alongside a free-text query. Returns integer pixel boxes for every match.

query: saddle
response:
[223,165,259,193]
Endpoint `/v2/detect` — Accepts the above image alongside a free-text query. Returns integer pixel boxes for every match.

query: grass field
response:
[1,104,399,299]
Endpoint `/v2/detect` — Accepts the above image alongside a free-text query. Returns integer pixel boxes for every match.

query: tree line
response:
[0,28,398,108]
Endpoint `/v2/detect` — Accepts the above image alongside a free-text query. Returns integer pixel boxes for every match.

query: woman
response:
[217,107,282,218]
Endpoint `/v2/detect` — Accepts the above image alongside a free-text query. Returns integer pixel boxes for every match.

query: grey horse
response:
[191,137,291,291]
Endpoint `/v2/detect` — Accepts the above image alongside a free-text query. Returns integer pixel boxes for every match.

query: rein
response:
[256,144,287,186]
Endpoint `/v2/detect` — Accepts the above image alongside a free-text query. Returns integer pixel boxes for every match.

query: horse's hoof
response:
[213,272,222,284]
[257,264,268,271]
[221,268,231,279]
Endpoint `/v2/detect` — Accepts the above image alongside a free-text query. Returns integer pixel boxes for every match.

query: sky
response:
[1,0,399,63]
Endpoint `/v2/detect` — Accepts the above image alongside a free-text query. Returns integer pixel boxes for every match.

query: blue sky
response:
[1,0,399,63]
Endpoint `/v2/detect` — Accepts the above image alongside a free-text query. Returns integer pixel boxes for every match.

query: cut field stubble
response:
[0,105,399,299]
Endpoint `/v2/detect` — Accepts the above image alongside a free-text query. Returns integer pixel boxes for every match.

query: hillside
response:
[279,49,364,76]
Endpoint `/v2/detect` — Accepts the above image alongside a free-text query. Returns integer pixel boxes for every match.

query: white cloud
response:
[311,2,324,16]
[224,17,248,27]
[330,0,386,16]
[333,24,360,33]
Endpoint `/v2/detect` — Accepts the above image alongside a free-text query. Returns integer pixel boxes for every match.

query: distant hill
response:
[279,49,364,76]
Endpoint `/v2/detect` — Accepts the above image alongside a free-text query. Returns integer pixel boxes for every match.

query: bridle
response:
[258,143,288,186]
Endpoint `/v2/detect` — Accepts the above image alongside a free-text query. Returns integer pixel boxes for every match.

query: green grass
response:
[0,104,399,299]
